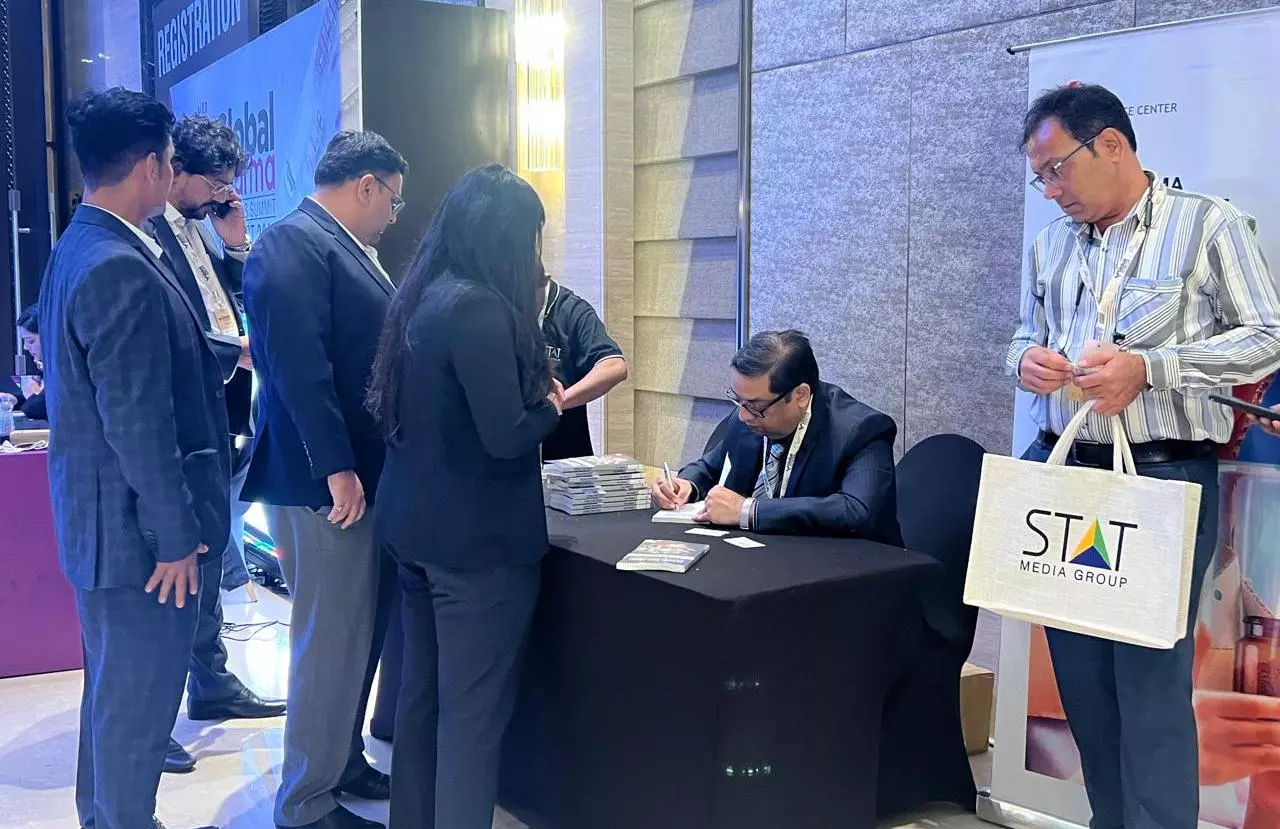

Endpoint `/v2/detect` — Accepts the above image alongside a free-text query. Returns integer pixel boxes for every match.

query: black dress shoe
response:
[163,738,197,774]
[278,806,385,829]
[188,688,287,721]
[334,766,391,801]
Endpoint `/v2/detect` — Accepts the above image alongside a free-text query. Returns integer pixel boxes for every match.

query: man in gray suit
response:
[243,131,406,829]
[40,88,230,829]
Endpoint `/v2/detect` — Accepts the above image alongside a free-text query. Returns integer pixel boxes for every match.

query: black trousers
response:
[388,557,540,829]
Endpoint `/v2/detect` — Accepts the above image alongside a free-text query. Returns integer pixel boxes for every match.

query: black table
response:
[499,509,943,829]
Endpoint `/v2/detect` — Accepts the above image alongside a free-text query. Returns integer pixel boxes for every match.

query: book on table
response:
[616,539,710,573]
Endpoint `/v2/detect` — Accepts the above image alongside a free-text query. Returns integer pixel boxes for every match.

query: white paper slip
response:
[725,536,766,549]
[686,527,729,538]
[651,502,704,524]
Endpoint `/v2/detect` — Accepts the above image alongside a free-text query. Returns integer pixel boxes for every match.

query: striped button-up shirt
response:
[1007,174,1280,444]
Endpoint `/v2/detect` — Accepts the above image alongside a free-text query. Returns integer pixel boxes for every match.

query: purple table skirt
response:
[0,450,83,678]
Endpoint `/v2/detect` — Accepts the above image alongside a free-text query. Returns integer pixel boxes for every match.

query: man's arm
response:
[1144,215,1280,390]
[562,302,627,409]
[1007,241,1050,379]
[70,256,201,562]
[243,230,354,480]
[679,437,730,502]
[753,435,896,537]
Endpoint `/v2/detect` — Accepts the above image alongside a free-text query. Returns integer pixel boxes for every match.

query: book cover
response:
[616,539,710,573]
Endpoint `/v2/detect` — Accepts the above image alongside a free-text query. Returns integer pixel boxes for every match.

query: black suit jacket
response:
[242,198,394,509]
[39,206,230,588]
[147,212,252,438]
[375,277,561,569]
[681,382,903,544]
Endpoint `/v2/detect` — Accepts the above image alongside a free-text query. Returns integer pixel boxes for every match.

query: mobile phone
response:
[1209,393,1279,421]
[211,201,233,219]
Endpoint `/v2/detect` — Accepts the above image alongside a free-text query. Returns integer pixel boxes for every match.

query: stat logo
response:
[1019,510,1135,588]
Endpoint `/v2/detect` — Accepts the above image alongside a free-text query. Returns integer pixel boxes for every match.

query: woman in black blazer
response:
[366,165,562,829]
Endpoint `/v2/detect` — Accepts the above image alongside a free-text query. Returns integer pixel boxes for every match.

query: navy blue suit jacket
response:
[39,206,231,590]
[242,199,393,509]
[681,382,903,544]
[147,213,253,439]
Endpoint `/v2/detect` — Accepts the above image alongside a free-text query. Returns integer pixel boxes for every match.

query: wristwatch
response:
[223,238,252,253]
[739,497,756,531]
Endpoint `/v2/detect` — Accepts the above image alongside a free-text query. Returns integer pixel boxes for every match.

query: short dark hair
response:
[66,87,174,188]
[1022,83,1137,153]
[172,115,249,178]
[16,304,38,335]
[731,330,820,396]
[314,130,408,187]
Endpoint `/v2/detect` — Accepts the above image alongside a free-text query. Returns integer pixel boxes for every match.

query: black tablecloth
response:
[499,509,943,829]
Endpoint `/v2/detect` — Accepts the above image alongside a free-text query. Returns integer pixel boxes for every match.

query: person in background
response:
[148,114,285,775]
[537,269,626,460]
[243,130,406,829]
[366,164,563,829]
[40,87,229,829]
[0,305,46,421]
[1010,83,1280,829]
[653,330,902,543]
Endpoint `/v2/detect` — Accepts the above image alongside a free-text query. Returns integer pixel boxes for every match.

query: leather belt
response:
[1037,430,1218,469]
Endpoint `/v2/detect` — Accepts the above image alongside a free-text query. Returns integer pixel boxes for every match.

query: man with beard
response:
[148,115,286,775]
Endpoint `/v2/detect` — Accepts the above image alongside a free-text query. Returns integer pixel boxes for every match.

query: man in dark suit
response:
[653,329,902,544]
[243,131,406,829]
[39,87,228,829]
[148,115,286,773]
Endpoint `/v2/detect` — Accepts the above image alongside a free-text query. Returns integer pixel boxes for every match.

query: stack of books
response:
[543,454,652,515]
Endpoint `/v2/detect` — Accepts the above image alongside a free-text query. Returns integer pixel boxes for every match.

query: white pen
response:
[662,462,676,492]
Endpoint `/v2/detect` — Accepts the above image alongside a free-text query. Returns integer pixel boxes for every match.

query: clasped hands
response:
[1019,345,1148,417]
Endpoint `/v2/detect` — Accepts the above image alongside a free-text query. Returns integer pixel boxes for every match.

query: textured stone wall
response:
[750,0,1280,454]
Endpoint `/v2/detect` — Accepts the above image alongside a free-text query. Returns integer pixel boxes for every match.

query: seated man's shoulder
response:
[824,384,897,445]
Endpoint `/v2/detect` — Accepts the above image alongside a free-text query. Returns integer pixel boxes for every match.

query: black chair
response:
[877,433,987,819]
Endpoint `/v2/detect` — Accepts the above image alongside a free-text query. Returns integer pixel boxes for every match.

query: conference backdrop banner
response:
[995,9,1280,829]
[168,0,361,241]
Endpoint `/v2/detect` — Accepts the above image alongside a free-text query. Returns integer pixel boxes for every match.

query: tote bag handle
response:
[1044,399,1138,476]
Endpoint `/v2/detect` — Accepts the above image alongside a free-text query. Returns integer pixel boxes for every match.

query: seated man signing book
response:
[651,330,902,543]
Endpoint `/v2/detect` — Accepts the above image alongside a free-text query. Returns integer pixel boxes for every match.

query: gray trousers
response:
[1025,442,1220,829]
[266,505,392,827]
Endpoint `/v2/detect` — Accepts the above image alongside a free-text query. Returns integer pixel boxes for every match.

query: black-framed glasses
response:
[1029,133,1100,192]
[374,175,406,216]
[725,388,790,419]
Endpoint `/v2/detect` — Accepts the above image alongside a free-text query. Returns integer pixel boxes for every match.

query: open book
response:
[651,502,704,524]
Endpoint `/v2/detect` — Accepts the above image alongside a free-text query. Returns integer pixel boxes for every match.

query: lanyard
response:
[766,403,812,498]
[1059,184,1156,355]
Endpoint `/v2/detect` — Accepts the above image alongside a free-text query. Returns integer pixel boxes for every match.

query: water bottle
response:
[0,395,13,441]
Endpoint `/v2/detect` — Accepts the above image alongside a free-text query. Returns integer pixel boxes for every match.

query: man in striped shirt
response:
[1009,83,1280,829]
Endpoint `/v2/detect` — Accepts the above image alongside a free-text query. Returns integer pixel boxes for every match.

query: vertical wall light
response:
[514,0,566,174]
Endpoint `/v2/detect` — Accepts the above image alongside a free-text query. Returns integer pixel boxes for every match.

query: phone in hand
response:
[1209,393,1279,421]
[211,201,233,219]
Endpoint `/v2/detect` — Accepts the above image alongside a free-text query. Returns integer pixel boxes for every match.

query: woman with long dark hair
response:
[366,165,562,829]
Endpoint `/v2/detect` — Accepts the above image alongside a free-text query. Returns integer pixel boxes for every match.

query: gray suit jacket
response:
[39,206,230,590]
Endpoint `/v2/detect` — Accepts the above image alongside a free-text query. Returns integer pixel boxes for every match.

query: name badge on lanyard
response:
[1077,184,1156,345]
[768,404,812,498]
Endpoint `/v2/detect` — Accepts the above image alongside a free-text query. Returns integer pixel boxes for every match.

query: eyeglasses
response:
[199,174,237,199]
[374,176,406,216]
[1029,133,1100,192]
[725,388,790,419]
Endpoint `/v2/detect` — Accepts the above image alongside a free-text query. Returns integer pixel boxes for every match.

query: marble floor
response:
[0,587,991,829]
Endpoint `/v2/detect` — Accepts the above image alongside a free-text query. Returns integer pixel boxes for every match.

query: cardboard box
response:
[960,663,994,755]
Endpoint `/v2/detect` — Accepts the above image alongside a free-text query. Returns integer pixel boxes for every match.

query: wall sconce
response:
[514,0,565,173]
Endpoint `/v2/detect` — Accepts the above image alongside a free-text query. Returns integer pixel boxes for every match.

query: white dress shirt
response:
[306,197,394,286]
[163,203,241,336]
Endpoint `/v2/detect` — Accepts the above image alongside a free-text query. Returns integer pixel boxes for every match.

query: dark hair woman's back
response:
[369,165,561,569]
